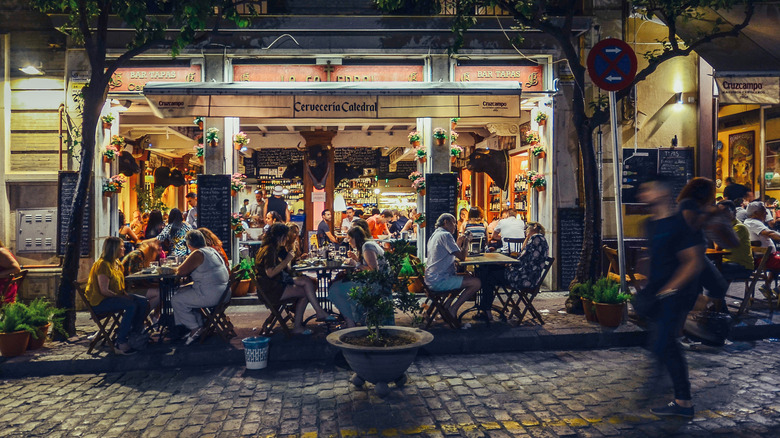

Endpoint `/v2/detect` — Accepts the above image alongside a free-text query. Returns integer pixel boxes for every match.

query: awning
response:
[143,81,523,119]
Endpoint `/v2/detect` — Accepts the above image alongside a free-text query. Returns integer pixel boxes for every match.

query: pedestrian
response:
[636,175,703,418]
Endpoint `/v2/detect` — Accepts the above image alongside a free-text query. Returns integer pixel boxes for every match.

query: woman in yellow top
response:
[85,237,149,354]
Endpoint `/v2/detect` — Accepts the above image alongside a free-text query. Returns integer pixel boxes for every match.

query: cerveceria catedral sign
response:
[294,98,378,117]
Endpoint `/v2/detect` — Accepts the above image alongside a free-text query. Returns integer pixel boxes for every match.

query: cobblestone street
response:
[1,341,779,438]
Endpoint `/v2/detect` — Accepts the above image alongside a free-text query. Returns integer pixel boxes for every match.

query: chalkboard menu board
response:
[378,156,417,179]
[243,152,257,178]
[57,171,92,257]
[622,149,658,204]
[335,147,380,168]
[424,173,458,244]
[197,175,232,255]
[658,148,694,201]
[557,208,584,290]
[256,148,304,169]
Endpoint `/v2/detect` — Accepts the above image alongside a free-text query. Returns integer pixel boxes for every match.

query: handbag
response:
[683,310,732,346]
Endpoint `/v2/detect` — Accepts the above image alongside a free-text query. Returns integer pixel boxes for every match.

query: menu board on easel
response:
[557,207,584,290]
[424,173,458,244]
[242,152,257,179]
[197,174,232,254]
[657,148,694,201]
[57,171,92,257]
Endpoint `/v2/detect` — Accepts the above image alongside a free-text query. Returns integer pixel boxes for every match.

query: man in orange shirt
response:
[366,209,392,239]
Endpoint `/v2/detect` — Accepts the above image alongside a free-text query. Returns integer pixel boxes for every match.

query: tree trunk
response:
[55,83,106,338]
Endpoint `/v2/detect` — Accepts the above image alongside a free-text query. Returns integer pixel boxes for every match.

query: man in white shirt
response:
[425,213,481,320]
[492,208,525,253]
[341,207,355,233]
[185,192,198,228]
[743,201,780,297]
[248,190,265,225]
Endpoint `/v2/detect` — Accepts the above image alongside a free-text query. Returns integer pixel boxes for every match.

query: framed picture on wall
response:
[729,131,755,189]
[766,139,780,189]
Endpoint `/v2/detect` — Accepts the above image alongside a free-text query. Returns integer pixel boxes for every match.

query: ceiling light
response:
[19,65,43,75]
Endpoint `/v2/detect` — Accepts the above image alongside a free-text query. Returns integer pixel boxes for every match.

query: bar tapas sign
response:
[454,65,544,92]
[108,65,203,92]
[233,64,423,83]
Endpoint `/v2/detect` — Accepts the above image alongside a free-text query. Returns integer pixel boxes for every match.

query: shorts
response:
[763,252,780,271]
[428,275,464,292]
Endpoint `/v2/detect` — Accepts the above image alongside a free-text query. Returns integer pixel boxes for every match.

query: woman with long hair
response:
[463,207,488,252]
[255,223,334,335]
[199,228,229,269]
[172,230,230,345]
[157,208,192,257]
[144,210,165,240]
[263,210,284,232]
[118,210,139,254]
[282,222,306,261]
[0,238,22,304]
[457,207,469,233]
[122,239,162,320]
[85,237,148,354]
[504,222,549,290]
[328,225,387,328]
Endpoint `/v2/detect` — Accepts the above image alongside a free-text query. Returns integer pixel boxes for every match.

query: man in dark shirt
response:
[317,209,337,247]
[388,209,410,235]
[266,186,290,222]
[722,177,750,201]
[637,176,703,419]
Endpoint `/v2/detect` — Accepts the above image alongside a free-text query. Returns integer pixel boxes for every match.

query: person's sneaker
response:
[184,327,204,346]
[650,401,694,418]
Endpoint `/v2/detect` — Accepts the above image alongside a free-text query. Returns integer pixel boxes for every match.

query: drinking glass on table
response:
[339,246,347,260]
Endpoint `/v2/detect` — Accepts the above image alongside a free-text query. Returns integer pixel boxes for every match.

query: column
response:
[428,55,451,174]
[203,53,226,174]
[0,34,10,247]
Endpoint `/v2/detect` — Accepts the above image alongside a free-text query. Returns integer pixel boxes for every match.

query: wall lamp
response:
[675,92,683,105]
[19,65,43,75]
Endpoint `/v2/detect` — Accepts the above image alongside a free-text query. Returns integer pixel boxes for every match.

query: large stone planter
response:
[326,326,433,397]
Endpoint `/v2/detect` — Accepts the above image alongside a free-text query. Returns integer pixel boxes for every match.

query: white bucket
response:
[242,336,270,369]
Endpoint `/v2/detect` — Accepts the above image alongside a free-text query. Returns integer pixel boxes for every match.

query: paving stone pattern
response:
[1,342,779,438]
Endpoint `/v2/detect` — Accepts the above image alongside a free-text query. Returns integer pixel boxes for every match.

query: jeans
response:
[700,258,728,300]
[720,262,752,282]
[648,290,698,401]
[92,294,148,344]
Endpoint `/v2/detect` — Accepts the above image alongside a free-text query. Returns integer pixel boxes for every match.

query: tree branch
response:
[77,0,94,62]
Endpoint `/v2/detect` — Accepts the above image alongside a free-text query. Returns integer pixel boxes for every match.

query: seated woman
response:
[118,210,139,252]
[328,225,387,328]
[85,237,148,354]
[463,207,488,252]
[263,211,284,233]
[172,230,230,345]
[504,222,549,290]
[255,223,334,335]
[282,223,306,262]
[199,228,229,269]
[122,239,162,319]
[0,238,22,304]
[157,208,192,258]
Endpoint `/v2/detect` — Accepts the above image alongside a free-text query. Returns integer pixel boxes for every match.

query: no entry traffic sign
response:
[587,38,637,92]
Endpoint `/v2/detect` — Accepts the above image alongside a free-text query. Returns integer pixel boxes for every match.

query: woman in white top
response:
[328,225,386,328]
[172,230,230,345]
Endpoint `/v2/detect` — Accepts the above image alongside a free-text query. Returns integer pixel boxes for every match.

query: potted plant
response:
[415,147,427,163]
[326,240,431,397]
[450,144,463,163]
[231,173,246,197]
[571,280,598,322]
[103,144,119,163]
[433,127,447,145]
[535,112,547,126]
[206,127,220,147]
[194,116,204,129]
[231,257,255,297]
[524,131,540,145]
[0,302,36,357]
[451,117,459,129]
[26,298,66,350]
[532,144,546,159]
[102,175,123,197]
[527,171,547,192]
[101,113,115,130]
[591,277,632,328]
[231,213,245,238]
[194,143,204,163]
[408,130,421,147]
[411,175,426,196]
[233,131,250,151]
[414,213,426,228]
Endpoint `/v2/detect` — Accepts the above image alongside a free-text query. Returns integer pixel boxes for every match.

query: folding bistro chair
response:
[198,268,239,343]
[503,238,524,257]
[252,276,299,337]
[602,245,647,291]
[409,256,462,329]
[734,246,771,316]
[0,269,28,304]
[73,281,122,354]
[500,257,555,325]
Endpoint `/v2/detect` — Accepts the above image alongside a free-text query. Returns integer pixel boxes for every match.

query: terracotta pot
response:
[103,191,113,198]
[594,302,626,328]
[420,221,426,228]
[535,185,545,192]
[103,156,112,164]
[538,119,546,126]
[198,156,204,163]
[197,121,203,129]
[231,189,237,197]
[115,187,122,194]
[232,279,251,297]
[434,137,446,145]
[27,323,51,350]
[535,151,546,159]
[418,189,426,196]
[451,122,457,130]
[411,140,421,147]
[234,142,242,150]
[209,139,218,147]
[417,157,426,163]
[529,140,538,146]
[102,122,112,130]
[0,330,31,357]
[581,298,598,323]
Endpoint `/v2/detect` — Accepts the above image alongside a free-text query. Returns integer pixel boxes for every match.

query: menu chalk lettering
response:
[57,171,92,257]
[621,149,658,204]
[424,173,458,244]
[658,148,694,201]
[557,208,584,290]
[197,174,232,254]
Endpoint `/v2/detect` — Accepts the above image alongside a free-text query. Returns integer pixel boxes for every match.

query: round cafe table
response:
[292,259,355,317]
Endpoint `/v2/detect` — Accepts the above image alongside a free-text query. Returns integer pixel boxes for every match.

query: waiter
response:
[267,185,291,222]
[249,189,265,225]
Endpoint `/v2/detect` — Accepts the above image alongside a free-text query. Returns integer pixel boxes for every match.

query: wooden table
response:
[457,252,521,267]
[457,252,521,322]
[125,271,180,340]
[706,248,731,270]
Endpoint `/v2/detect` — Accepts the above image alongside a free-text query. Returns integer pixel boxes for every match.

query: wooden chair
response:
[409,256,462,329]
[734,246,771,316]
[198,268,239,344]
[499,257,555,325]
[252,274,299,337]
[503,238,524,257]
[0,269,28,304]
[73,281,122,354]
[603,245,647,290]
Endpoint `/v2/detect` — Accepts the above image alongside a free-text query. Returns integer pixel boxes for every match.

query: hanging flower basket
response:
[536,113,547,126]
[527,171,547,192]
[524,131,540,145]
[109,135,125,147]
[101,114,114,130]
[451,117,459,130]
[433,127,447,145]
[408,130,421,147]
[411,175,426,195]
[450,144,463,160]
[233,132,250,151]
[194,117,204,130]
[231,173,247,195]
[103,145,119,163]
[206,127,220,147]
[415,148,427,163]
[532,145,546,159]
[535,185,545,192]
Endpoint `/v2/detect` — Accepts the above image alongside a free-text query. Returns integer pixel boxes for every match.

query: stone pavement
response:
[1,341,779,437]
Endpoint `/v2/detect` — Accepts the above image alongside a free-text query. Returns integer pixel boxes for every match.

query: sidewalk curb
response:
[1,321,777,379]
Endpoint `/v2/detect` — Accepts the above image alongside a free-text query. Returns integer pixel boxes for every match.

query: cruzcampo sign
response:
[716,77,780,105]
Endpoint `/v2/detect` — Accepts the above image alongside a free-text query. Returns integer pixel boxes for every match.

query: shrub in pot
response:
[26,298,67,350]
[591,277,632,328]
[326,240,431,397]
[571,280,598,322]
[0,302,37,357]
[231,257,255,297]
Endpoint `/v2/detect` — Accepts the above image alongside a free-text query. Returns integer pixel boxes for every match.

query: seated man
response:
[425,213,481,320]
[317,209,338,247]
[716,200,753,281]
[743,201,780,299]
[492,208,525,253]
[366,208,392,239]
[341,207,356,233]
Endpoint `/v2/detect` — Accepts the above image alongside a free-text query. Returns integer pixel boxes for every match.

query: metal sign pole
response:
[608,91,627,293]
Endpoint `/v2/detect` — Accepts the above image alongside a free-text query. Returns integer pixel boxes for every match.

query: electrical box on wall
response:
[16,209,57,253]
